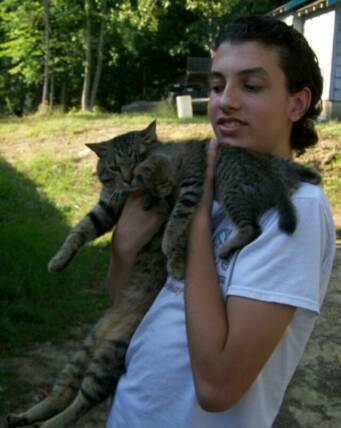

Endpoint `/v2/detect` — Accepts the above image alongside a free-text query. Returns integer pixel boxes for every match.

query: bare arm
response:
[185,142,295,412]
[106,192,166,304]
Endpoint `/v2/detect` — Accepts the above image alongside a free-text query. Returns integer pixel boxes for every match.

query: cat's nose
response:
[122,172,132,183]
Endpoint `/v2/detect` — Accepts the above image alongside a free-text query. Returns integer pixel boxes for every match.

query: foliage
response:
[0,0,286,113]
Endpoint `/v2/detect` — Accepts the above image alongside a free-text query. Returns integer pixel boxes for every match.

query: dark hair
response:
[214,16,323,154]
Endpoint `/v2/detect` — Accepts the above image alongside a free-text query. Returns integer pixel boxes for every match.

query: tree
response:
[41,0,50,107]
[81,0,92,111]
[89,0,108,110]
[0,0,288,114]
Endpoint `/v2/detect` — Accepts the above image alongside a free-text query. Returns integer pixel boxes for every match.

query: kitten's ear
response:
[142,120,157,143]
[139,120,157,155]
[86,142,107,158]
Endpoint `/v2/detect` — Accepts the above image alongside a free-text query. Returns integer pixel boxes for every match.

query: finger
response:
[206,139,218,179]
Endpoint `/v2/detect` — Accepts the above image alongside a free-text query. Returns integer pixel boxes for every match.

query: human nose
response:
[219,83,241,111]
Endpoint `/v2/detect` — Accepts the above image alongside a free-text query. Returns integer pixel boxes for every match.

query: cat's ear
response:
[139,120,157,155]
[142,120,157,144]
[86,142,107,158]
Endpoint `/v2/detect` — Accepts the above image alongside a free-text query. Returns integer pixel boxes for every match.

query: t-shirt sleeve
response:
[220,191,334,314]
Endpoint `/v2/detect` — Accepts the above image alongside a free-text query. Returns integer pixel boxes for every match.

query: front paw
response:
[7,414,27,428]
[132,164,152,188]
[48,256,64,272]
[48,252,73,272]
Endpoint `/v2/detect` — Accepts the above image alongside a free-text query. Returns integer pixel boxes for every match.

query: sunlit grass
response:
[0,111,210,143]
[323,153,341,208]
[317,120,341,140]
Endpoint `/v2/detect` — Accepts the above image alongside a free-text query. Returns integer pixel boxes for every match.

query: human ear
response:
[288,87,312,122]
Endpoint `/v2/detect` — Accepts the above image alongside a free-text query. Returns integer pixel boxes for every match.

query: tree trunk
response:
[41,0,50,106]
[89,0,107,110]
[81,0,92,111]
[60,82,66,111]
[49,73,54,110]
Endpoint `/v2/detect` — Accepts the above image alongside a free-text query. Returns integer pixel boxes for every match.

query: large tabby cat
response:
[7,121,321,428]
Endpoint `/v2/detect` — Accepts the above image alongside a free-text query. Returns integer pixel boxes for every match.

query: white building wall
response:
[282,14,294,26]
[277,3,341,118]
[303,10,335,100]
[332,4,341,101]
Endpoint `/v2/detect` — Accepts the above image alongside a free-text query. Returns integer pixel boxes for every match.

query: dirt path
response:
[1,339,111,427]
[1,242,340,428]
[274,241,341,428]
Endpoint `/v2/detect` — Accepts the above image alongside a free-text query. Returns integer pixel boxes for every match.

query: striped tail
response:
[277,191,297,234]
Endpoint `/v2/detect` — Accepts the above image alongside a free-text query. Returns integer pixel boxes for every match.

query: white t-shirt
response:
[106,183,336,428]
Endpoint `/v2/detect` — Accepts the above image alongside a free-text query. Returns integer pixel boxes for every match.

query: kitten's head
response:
[86,121,158,192]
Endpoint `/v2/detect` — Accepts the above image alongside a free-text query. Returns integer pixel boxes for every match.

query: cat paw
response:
[132,164,153,188]
[133,158,174,198]
[48,255,68,272]
[217,243,235,260]
[7,414,26,428]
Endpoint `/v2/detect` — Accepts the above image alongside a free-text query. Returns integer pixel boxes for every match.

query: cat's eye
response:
[108,165,120,174]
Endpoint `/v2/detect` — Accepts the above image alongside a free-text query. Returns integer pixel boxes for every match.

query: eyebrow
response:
[208,67,269,80]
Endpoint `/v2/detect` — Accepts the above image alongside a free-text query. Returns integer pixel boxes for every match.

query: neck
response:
[272,145,293,159]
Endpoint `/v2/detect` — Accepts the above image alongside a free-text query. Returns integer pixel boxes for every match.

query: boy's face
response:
[208,41,299,157]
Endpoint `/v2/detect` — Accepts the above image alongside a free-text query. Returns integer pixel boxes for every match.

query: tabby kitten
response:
[132,138,321,279]
[7,122,321,428]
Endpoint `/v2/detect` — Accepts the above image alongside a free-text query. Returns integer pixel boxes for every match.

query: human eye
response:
[243,80,263,92]
[209,80,225,94]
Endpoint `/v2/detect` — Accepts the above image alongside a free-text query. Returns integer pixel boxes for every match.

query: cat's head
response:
[86,121,158,192]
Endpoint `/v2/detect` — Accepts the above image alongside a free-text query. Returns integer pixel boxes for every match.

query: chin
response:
[218,138,247,149]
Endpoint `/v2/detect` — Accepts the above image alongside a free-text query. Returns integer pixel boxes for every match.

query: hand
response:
[111,192,167,260]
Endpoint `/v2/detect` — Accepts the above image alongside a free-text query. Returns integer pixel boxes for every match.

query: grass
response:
[323,154,341,204]
[0,154,108,354]
[0,112,340,355]
[317,120,341,140]
[0,111,209,142]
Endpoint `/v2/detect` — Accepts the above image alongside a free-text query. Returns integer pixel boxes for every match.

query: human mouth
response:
[216,117,246,136]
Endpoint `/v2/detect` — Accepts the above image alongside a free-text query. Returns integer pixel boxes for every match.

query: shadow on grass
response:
[0,156,109,354]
